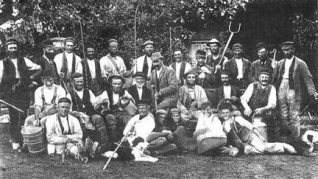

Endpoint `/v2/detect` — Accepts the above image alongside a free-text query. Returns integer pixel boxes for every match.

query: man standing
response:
[81,45,103,95]
[24,70,66,127]
[54,37,83,92]
[37,39,59,84]
[150,52,178,110]
[68,73,110,157]
[273,41,318,140]
[241,69,277,141]
[169,48,191,86]
[224,43,251,89]
[206,38,228,88]
[178,70,208,111]
[213,70,241,109]
[100,39,126,80]
[0,38,41,150]
[250,42,275,82]
[133,40,154,78]
[45,97,88,163]
[127,72,152,105]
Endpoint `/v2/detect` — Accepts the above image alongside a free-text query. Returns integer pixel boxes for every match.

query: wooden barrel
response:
[21,126,45,154]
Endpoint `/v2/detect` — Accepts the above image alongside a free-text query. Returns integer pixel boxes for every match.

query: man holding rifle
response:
[0,38,42,150]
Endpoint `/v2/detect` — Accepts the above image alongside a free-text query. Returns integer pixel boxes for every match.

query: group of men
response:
[1,35,318,162]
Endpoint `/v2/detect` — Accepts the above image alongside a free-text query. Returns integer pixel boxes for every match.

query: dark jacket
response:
[127,85,152,105]
[213,85,242,108]
[224,58,251,89]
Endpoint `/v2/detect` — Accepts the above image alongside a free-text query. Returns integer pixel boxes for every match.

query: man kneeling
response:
[45,97,88,163]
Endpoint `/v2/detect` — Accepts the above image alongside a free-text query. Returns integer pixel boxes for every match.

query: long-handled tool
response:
[0,99,24,113]
[214,21,241,74]
[103,123,136,170]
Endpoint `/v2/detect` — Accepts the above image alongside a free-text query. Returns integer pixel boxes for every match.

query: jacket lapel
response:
[292,57,298,80]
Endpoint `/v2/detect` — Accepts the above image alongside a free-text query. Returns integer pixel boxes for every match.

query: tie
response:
[142,56,148,76]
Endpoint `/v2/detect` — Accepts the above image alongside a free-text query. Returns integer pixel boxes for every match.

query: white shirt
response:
[124,113,155,140]
[223,85,231,98]
[73,89,96,105]
[194,113,226,141]
[54,52,83,75]
[240,82,276,110]
[283,56,294,79]
[235,58,243,79]
[169,62,191,81]
[0,57,41,79]
[133,55,152,77]
[137,87,143,99]
[100,54,126,77]
[156,67,162,78]
[34,84,66,109]
[95,91,110,108]
[87,59,96,79]
[112,90,133,105]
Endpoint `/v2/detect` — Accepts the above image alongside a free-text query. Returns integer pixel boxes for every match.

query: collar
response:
[287,56,295,61]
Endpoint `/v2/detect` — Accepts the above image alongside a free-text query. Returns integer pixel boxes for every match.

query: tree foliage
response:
[0,0,250,66]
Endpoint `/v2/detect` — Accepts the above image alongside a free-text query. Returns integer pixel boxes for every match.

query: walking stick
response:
[214,21,241,74]
[103,123,136,170]
[151,85,158,112]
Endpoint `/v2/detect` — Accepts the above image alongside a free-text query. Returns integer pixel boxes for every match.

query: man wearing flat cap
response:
[133,40,154,79]
[224,43,251,89]
[54,37,83,92]
[206,38,229,88]
[273,41,318,141]
[150,52,178,110]
[250,42,275,82]
[169,48,191,86]
[127,72,152,105]
[67,72,111,157]
[24,69,66,127]
[36,39,59,84]
[100,39,126,80]
[241,68,278,141]
[81,44,103,96]
[0,37,42,150]
[178,70,208,112]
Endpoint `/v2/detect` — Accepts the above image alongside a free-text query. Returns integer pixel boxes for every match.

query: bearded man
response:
[133,40,154,78]
[177,70,208,111]
[127,72,152,105]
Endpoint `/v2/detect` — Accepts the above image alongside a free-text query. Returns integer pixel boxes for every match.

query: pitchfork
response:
[214,21,241,73]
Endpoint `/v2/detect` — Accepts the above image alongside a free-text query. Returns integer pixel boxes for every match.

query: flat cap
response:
[137,99,151,107]
[71,72,83,79]
[108,74,125,84]
[41,39,54,48]
[256,42,267,51]
[170,108,180,114]
[64,37,75,44]
[281,41,294,47]
[232,43,243,50]
[195,49,207,57]
[58,97,71,104]
[5,37,18,46]
[156,109,167,115]
[142,40,154,48]
[107,39,118,46]
[206,38,221,47]
[259,68,271,76]
[184,70,198,78]
[133,72,146,79]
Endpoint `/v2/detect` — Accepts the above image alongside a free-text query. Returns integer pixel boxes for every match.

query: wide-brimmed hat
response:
[151,52,164,61]
[206,38,221,47]
[108,74,125,84]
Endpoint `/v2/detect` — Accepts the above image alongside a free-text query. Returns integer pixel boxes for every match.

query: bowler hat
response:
[108,74,125,84]
[151,52,164,61]
[133,72,146,79]
[206,38,221,47]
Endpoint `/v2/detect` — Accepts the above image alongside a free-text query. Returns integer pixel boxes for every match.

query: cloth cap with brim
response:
[195,49,206,57]
[5,37,18,46]
[41,69,55,78]
[232,43,243,50]
[137,99,151,107]
[133,72,146,79]
[256,42,267,51]
[71,72,83,79]
[64,37,75,44]
[108,74,125,84]
[107,39,118,46]
[184,70,198,79]
[170,108,180,114]
[281,41,294,48]
[151,52,164,61]
[220,70,230,76]
[58,97,71,104]
[142,40,154,48]
[41,39,54,48]
[206,38,221,47]
[156,109,167,115]
[200,101,212,109]
[259,68,271,76]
